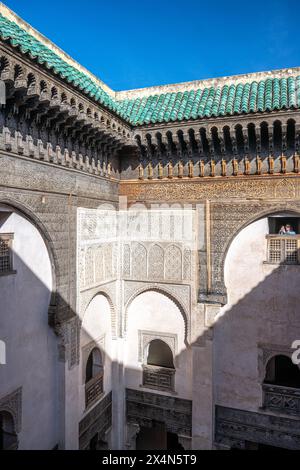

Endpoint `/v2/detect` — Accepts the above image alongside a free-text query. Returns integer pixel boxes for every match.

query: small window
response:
[143,340,175,392]
[147,340,174,369]
[0,234,14,274]
[266,235,300,265]
[266,216,300,265]
[85,348,104,408]
[268,217,300,235]
[262,355,300,415]
[264,355,300,389]
[86,348,102,384]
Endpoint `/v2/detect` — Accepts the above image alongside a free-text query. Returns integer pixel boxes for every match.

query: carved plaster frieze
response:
[120,175,300,202]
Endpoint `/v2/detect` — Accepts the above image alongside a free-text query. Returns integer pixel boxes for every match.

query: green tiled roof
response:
[0,13,118,112]
[117,77,300,125]
[0,12,299,127]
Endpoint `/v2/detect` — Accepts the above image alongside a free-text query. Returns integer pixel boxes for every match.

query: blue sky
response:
[3,0,300,91]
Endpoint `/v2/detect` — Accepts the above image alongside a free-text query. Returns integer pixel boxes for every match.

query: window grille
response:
[0,234,13,274]
[267,235,300,265]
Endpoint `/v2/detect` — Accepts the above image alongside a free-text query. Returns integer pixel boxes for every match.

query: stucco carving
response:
[120,176,300,202]
[80,243,116,290]
[0,387,22,433]
[131,242,147,279]
[126,388,192,437]
[79,392,112,450]
[56,316,82,369]
[165,244,182,281]
[215,405,300,450]
[124,241,192,283]
[148,244,164,279]
[138,330,178,364]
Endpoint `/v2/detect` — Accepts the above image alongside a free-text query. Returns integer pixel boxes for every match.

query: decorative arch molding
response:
[138,330,178,365]
[0,197,59,323]
[80,282,117,339]
[257,343,297,383]
[210,202,300,305]
[0,388,22,434]
[124,281,190,344]
[81,336,105,384]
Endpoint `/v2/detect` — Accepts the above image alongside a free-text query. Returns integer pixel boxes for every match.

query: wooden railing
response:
[262,383,300,416]
[85,373,104,409]
[266,235,300,265]
[142,365,175,392]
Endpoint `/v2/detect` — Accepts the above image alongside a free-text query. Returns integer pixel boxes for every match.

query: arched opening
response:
[143,340,175,392]
[235,124,244,155]
[247,123,256,154]
[40,80,48,96]
[273,120,282,154]
[146,339,174,368]
[211,127,221,155]
[223,126,233,155]
[85,347,104,408]
[0,203,58,449]
[0,56,10,77]
[61,92,67,104]
[85,347,103,383]
[0,411,18,450]
[27,73,36,93]
[260,121,269,155]
[264,355,300,389]
[51,87,58,99]
[287,119,295,152]
[14,64,23,81]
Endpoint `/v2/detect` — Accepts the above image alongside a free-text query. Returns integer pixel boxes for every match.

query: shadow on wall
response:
[1,206,300,450]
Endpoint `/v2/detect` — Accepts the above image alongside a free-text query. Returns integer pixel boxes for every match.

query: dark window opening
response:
[147,340,174,369]
[136,421,184,450]
[85,348,104,408]
[89,434,98,450]
[143,340,175,392]
[268,217,300,235]
[85,348,103,384]
[264,355,300,389]
[88,433,108,450]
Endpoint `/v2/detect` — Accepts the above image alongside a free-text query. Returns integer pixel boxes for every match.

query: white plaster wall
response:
[0,208,58,449]
[214,216,300,411]
[79,294,113,416]
[125,290,192,399]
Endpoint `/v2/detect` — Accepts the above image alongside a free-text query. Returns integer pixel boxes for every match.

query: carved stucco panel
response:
[0,388,22,433]
[120,176,300,202]
[138,330,178,364]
